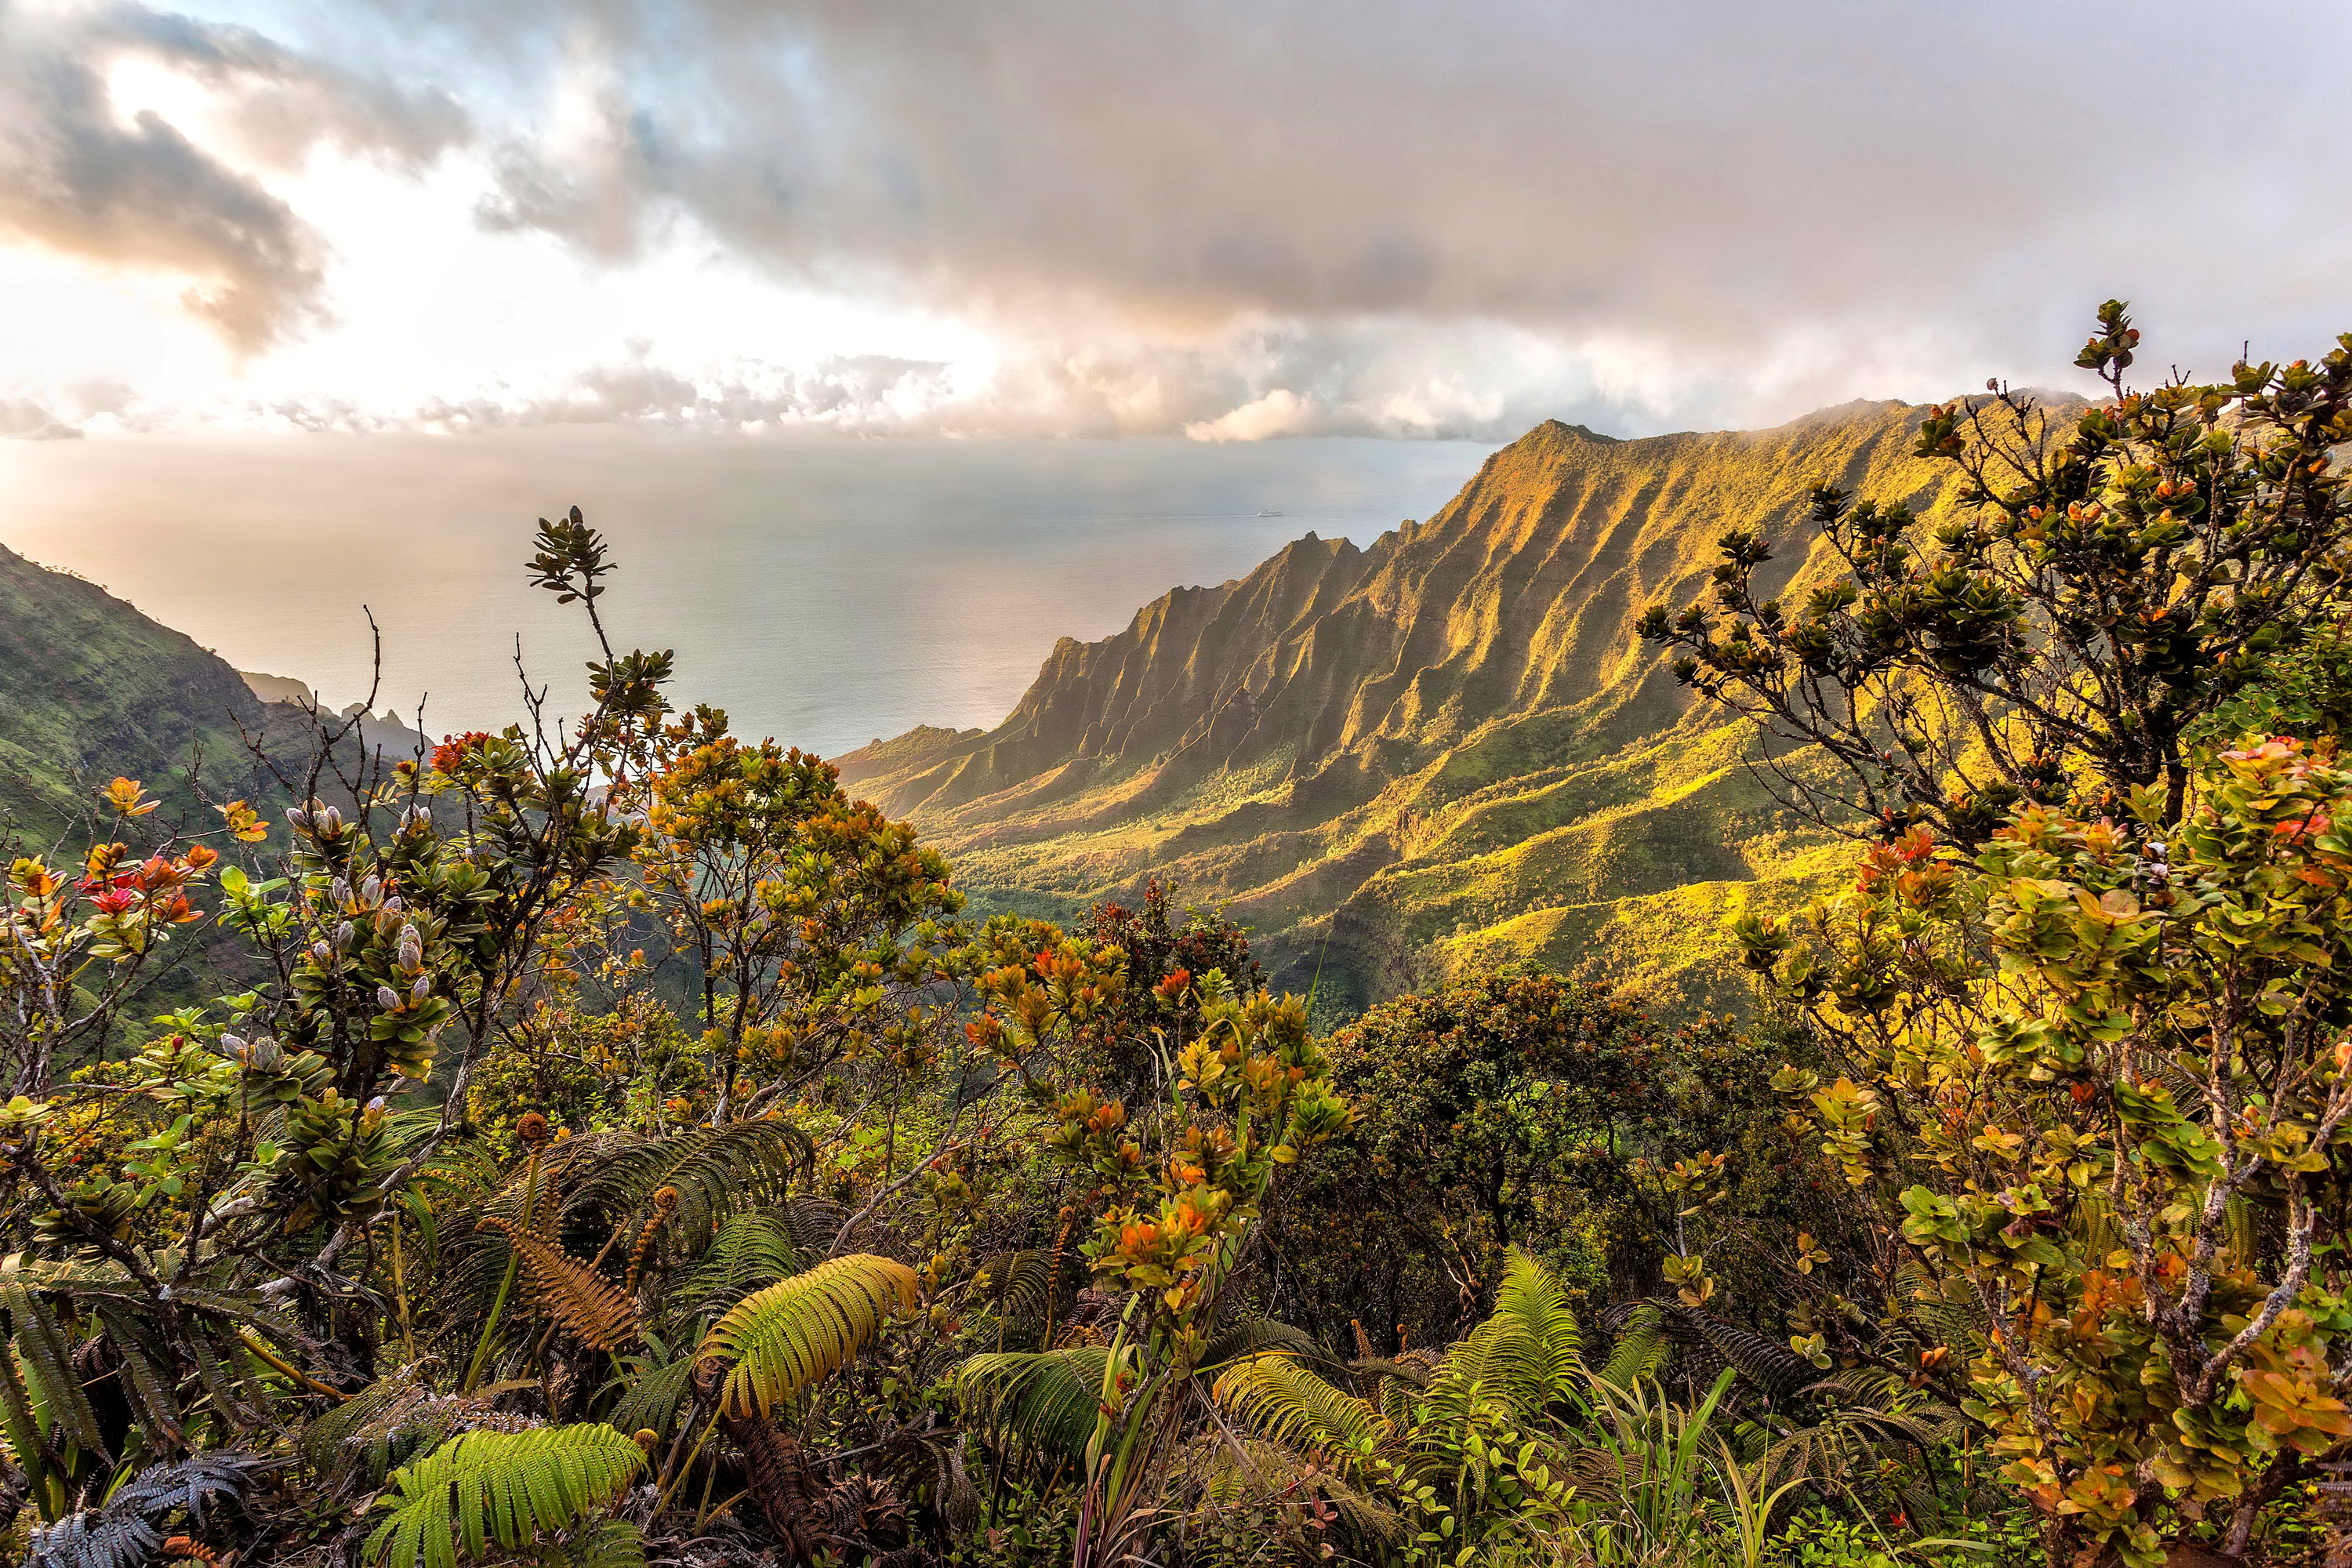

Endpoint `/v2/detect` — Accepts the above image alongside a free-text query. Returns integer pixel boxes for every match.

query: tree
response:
[617,706,964,1124]
[1641,305,2352,843]
[1316,969,1659,1325]
[1746,739,2352,1568]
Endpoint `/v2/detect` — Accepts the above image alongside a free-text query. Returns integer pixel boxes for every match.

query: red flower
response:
[432,730,495,771]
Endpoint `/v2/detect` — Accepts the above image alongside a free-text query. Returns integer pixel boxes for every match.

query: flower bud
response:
[335,920,355,950]
[376,985,401,1009]
[285,807,310,830]
[220,1033,246,1057]
[410,975,432,1000]
[311,940,332,964]
[361,873,383,903]
[332,879,352,905]
[383,896,404,913]
[320,805,343,833]
[399,939,423,970]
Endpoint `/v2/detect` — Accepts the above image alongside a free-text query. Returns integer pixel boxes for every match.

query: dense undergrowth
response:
[0,309,2347,1568]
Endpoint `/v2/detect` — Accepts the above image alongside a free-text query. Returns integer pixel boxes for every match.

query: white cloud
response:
[3,0,2348,441]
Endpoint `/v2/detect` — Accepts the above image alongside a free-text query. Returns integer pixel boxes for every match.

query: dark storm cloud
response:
[410,0,2351,379]
[0,2,464,352]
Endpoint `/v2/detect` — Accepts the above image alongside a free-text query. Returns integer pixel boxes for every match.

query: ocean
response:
[0,430,1491,757]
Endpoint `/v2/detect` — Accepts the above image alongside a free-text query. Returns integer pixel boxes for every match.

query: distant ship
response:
[1258,509,1284,517]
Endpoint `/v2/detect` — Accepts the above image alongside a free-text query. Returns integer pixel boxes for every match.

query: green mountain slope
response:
[0,541,285,838]
[839,400,1978,1016]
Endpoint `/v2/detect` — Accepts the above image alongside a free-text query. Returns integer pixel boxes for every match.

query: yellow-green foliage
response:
[840,402,1981,1016]
[695,1252,920,1418]
[367,1424,646,1568]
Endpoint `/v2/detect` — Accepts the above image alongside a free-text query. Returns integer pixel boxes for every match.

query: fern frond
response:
[1213,1352,1390,1455]
[1596,1303,1666,1392]
[953,1346,1120,1461]
[568,1124,811,1254]
[967,1250,1053,1324]
[1180,1432,1404,1549]
[1423,1247,1582,1425]
[25,1509,158,1568]
[475,1219,641,1351]
[523,1519,647,1568]
[779,1196,848,1258]
[695,1254,918,1419]
[0,1278,104,1453]
[28,1452,267,1568]
[96,1303,183,1448]
[109,1451,264,1526]
[674,1212,798,1319]
[368,1424,646,1568]
[304,1369,464,1490]
[606,1356,695,1444]
[1653,1302,1816,1400]
[1199,1318,1338,1376]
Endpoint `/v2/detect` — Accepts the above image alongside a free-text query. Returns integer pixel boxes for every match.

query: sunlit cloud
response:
[2,0,2348,442]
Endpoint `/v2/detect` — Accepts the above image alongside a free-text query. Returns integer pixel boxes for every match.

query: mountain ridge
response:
[840,397,1973,1015]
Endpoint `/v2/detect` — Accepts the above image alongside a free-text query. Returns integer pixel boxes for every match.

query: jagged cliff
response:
[839,401,1974,1015]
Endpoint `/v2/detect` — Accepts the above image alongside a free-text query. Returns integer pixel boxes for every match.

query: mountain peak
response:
[840,397,1969,1015]
[1526,418,1620,445]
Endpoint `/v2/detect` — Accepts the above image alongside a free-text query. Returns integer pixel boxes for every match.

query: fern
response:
[303,1369,464,1490]
[1213,1353,1391,1454]
[695,1254,919,1419]
[24,1510,158,1568]
[1181,1432,1403,1549]
[27,1453,264,1568]
[0,1279,103,1454]
[1650,1301,1817,1401]
[1421,1247,1583,1426]
[368,1424,646,1568]
[108,1452,263,1525]
[1596,1303,1667,1392]
[954,1346,1123,1460]
[474,1219,640,1351]
[522,1519,648,1568]
[605,1356,695,1443]
[967,1250,1054,1325]
[567,1124,811,1255]
[1199,1317,1338,1376]
[674,1211,799,1319]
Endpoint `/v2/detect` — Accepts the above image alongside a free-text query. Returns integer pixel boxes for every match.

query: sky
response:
[5,0,2350,445]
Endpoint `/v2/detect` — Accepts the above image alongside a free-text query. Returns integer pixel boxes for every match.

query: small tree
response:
[1319,970,1657,1323]
[618,707,964,1123]
[1641,306,2352,842]
[1748,739,2352,1567]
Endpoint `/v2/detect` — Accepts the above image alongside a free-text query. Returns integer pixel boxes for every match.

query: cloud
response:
[6,1,2350,434]
[404,0,2350,380]
[0,2,464,351]
[0,394,82,439]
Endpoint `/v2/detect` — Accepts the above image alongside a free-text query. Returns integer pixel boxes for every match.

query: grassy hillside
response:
[840,401,1979,1017]
[0,541,292,840]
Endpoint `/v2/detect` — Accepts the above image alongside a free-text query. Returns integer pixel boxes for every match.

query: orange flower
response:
[217,800,267,843]
[101,777,158,818]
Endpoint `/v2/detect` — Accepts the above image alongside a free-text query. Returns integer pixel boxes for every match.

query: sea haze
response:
[0,430,1492,757]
